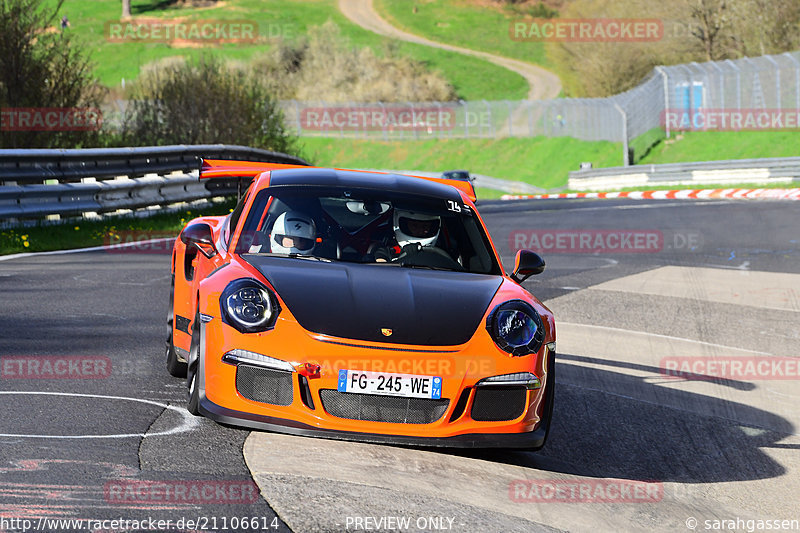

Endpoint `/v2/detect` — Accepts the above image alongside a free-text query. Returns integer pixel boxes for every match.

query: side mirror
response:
[180,222,217,258]
[511,249,545,283]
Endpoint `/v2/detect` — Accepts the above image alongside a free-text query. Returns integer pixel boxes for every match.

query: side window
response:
[225,182,253,247]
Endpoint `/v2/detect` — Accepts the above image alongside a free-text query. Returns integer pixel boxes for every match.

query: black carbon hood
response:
[242,255,501,346]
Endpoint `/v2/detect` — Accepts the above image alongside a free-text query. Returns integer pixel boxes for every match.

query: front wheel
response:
[186,311,201,415]
[166,338,187,378]
[166,274,187,378]
[187,361,200,415]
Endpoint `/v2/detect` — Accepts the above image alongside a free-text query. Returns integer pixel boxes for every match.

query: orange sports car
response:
[166,159,556,448]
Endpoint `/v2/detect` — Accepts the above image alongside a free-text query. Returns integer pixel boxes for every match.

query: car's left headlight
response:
[486,300,545,356]
[220,279,280,333]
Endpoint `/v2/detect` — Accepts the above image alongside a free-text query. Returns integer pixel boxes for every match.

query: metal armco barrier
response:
[568,157,800,191]
[0,145,309,220]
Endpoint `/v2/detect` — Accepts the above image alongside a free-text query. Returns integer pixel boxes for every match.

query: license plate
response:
[337,369,442,399]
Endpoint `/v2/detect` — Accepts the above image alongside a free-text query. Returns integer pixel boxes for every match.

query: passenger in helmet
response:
[374,209,441,262]
[270,211,317,255]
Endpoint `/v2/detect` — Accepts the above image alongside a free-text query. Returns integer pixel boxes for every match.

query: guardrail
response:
[0,145,309,221]
[568,157,800,191]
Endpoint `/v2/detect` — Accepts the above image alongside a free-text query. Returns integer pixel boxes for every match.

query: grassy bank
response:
[376,0,551,68]
[50,0,527,100]
[638,131,800,165]
[300,136,623,189]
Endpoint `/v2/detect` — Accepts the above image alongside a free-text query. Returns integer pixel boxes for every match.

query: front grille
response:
[319,390,449,424]
[471,386,527,421]
[236,364,293,406]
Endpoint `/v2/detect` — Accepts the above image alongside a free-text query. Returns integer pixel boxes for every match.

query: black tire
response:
[166,340,187,378]
[186,311,201,416]
[187,361,200,415]
[166,274,188,377]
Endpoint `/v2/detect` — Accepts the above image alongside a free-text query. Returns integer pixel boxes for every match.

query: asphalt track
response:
[1,198,799,532]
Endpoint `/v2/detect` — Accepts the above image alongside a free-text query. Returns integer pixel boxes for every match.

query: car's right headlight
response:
[220,279,280,333]
[486,300,545,356]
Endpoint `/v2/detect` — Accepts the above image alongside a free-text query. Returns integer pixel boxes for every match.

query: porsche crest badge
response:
[381,328,393,337]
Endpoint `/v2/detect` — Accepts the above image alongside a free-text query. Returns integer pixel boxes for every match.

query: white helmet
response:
[393,209,441,248]
[270,211,316,255]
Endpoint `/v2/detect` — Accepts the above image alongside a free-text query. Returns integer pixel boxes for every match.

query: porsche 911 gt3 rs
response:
[166,160,555,448]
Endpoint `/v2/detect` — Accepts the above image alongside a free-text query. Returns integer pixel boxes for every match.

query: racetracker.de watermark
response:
[509,18,663,42]
[509,229,702,254]
[661,356,800,381]
[103,231,176,254]
[104,19,260,43]
[1,356,111,379]
[306,356,498,379]
[104,480,260,505]
[1,107,102,131]
[299,106,458,132]
[510,479,663,503]
[662,109,800,131]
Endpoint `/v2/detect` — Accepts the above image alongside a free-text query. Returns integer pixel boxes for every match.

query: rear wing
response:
[199,159,477,202]
[199,159,308,179]
[421,175,476,203]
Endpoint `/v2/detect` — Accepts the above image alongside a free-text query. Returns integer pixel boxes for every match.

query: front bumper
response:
[199,394,549,449]
[196,306,556,448]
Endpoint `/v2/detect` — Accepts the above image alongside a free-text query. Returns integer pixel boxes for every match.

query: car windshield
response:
[234,186,501,275]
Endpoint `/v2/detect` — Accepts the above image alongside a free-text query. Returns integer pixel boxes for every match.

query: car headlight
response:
[486,300,545,356]
[220,279,280,333]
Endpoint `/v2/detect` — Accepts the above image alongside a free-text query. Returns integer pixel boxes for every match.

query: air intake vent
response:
[236,364,293,406]
[319,390,449,424]
[471,386,527,421]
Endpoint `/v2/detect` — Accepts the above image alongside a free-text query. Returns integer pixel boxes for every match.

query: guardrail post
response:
[483,100,491,139]
[507,100,513,137]
[783,52,800,110]
[293,100,302,136]
[764,55,781,108]
[708,61,725,109]
[379,102,387,141]
[655,66,670,138]
[613,104,629,166]
[725,59,741,110]
[528,101,534,137]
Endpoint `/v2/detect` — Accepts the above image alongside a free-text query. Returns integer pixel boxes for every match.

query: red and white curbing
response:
[500,188,800,201]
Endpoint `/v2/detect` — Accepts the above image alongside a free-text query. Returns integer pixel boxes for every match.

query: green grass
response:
[638,131,800,165]
[298,129,800,190]
[298,136,623,189]
[0,199,236,256]
[375,0,551,68]
[474,187,509,199]
[51,0,527,99]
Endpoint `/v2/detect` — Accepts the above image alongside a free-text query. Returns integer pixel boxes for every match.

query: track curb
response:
[501,188,800,201]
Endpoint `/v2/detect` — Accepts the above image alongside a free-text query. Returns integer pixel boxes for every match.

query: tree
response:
[546,0,800,97]
[546,0,694,97]
[0,0,104,148]
[122,0,130,18]
[121,55,297,154]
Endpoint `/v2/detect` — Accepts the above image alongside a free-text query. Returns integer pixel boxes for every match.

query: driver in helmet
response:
[269,211,317,255]
[374,209,441,262]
